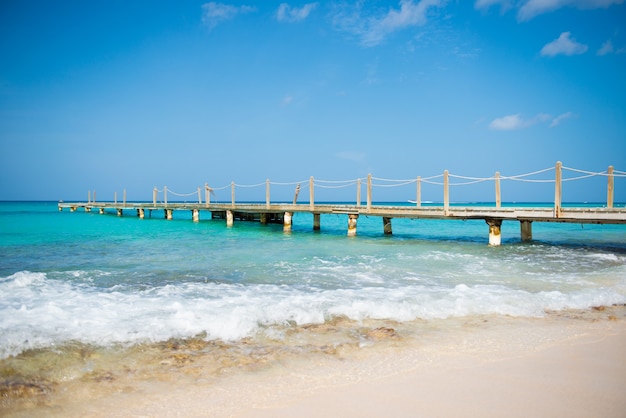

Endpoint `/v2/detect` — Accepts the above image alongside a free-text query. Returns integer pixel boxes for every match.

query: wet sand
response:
[3,308,626,417]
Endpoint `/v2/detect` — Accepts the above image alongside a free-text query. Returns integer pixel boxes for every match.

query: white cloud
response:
[597,39,614,55]
[335,151,367,164]
[549,112,574,127]
[282,95,293,106]
[518,0,624,21]
[489,113,555,130]
[331,0,446,47]
[541,32,588,56]
[276,3,318,22]
[201,2,256,29]
[474,0,514,13]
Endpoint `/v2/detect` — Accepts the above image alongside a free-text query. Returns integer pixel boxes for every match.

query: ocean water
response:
[1,201,626,411]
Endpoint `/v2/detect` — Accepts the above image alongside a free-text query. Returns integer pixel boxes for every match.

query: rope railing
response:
[139,162,622,212]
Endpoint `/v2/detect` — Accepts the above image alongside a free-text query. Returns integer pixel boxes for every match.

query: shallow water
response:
[1,201,625,413]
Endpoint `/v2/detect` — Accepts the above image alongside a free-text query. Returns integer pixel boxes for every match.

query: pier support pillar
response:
[260,213,267,225]
[117,208,123,217]
[347,214,359,237]
[99,208,104,214]
[383,217,392,235]
[137,208,145,219]
[283,212,293,233]
[85,207,91,212]
[520,220,532,242]
[165,209,173,220]
[226,210,234,227]
[192,209,199,222]
[70,206,76,212]
[313,213,320,231]
[486,219,502,246]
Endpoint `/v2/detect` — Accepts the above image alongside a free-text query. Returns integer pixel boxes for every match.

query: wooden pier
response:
[58,162,626,245]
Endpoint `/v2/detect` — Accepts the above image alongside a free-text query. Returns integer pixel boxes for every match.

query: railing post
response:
[357,178,361,207]
[88,190,91,204]
[93,191,96,203]
[554,161,562,218]
[197,187,202,204]
[416,176,421,207]
[153,187,157,205]
[607,165,614,209]
[266,179,270,209]
[443,170,449,214]
[495,172,501,209]
[164,186,168,206]
[367,174,372,211]
[231,181,235,207]
[114,191,117,205]
[123,189,127,207]
[309,176,314,210]
[205,183,210,207]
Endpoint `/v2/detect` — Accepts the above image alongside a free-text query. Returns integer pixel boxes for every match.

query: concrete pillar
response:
[313,213,320,231]
[85,207,91,212]
[383,217,392,235]
[283,212,293,233]
[137,208,145,219]
[260,213,267,225]
[226,210,234,227]
[520,220,532,242]
[348,214,359,237]
[117,208,123,217]
[192,209,199,222]
[70,206,76,212]
[486,219,502,246]
[165,209,173,220]
[99,208,104,214]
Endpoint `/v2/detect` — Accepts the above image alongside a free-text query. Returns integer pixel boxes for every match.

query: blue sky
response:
[1,0,625,203]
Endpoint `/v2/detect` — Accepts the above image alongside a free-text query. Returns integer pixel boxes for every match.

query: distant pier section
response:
[59,162,626,246]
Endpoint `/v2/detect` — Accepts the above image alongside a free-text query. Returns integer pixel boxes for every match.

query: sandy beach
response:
[8,308,622,418]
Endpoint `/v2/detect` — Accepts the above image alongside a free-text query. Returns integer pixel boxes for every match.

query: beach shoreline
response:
[4,307,625,417]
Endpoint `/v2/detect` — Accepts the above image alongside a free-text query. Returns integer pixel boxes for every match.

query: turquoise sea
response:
[1,200,626,411]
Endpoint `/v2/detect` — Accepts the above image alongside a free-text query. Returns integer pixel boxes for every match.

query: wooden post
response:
[137,208,145,219]
[607,165,614,209]
[197,187,202,204]
[313,213,320,231]
[88,191,91,204]
[260,213,267,225]
[383,217,392,235]
[554,161,562,218]
[357,178,361,207]
[99,208,104,214]
[348,214,358,236]
[226,210,234,227]
[165,209,173,220]
[486,219,502,246]
[367,174,372,211]
[416,176,421,207]
[283,212,292,233]
[164,186,168,206]
[495,172,501,209]
[520,220,532,242]
[309,176,314,211]
[93,191,96,203]
[114,191,117,205]
[293,184,300,204]
[153,187,157,205]
[231,182,235,208]
[266,179,270,209]
[123,189,126,207]
[443,170,449,215]
[205,183,210,207]
[117,208,123,217]
[192,209,199,222]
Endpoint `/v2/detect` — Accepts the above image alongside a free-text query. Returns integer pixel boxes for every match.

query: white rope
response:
[448,174,494,181]
[372,180,416,188]
[371,176,417,183]
[562,166,608,176]
[270,179,309,186]
[449,179,492,186]
[317,182,358,189]
[562,173,604,182]
[168,189,198,197]
[234,182,266,188]
[500,166,554,180]
[315,178,361,184]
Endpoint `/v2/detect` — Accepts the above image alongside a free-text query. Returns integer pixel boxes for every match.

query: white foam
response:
[1,270,625,359]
